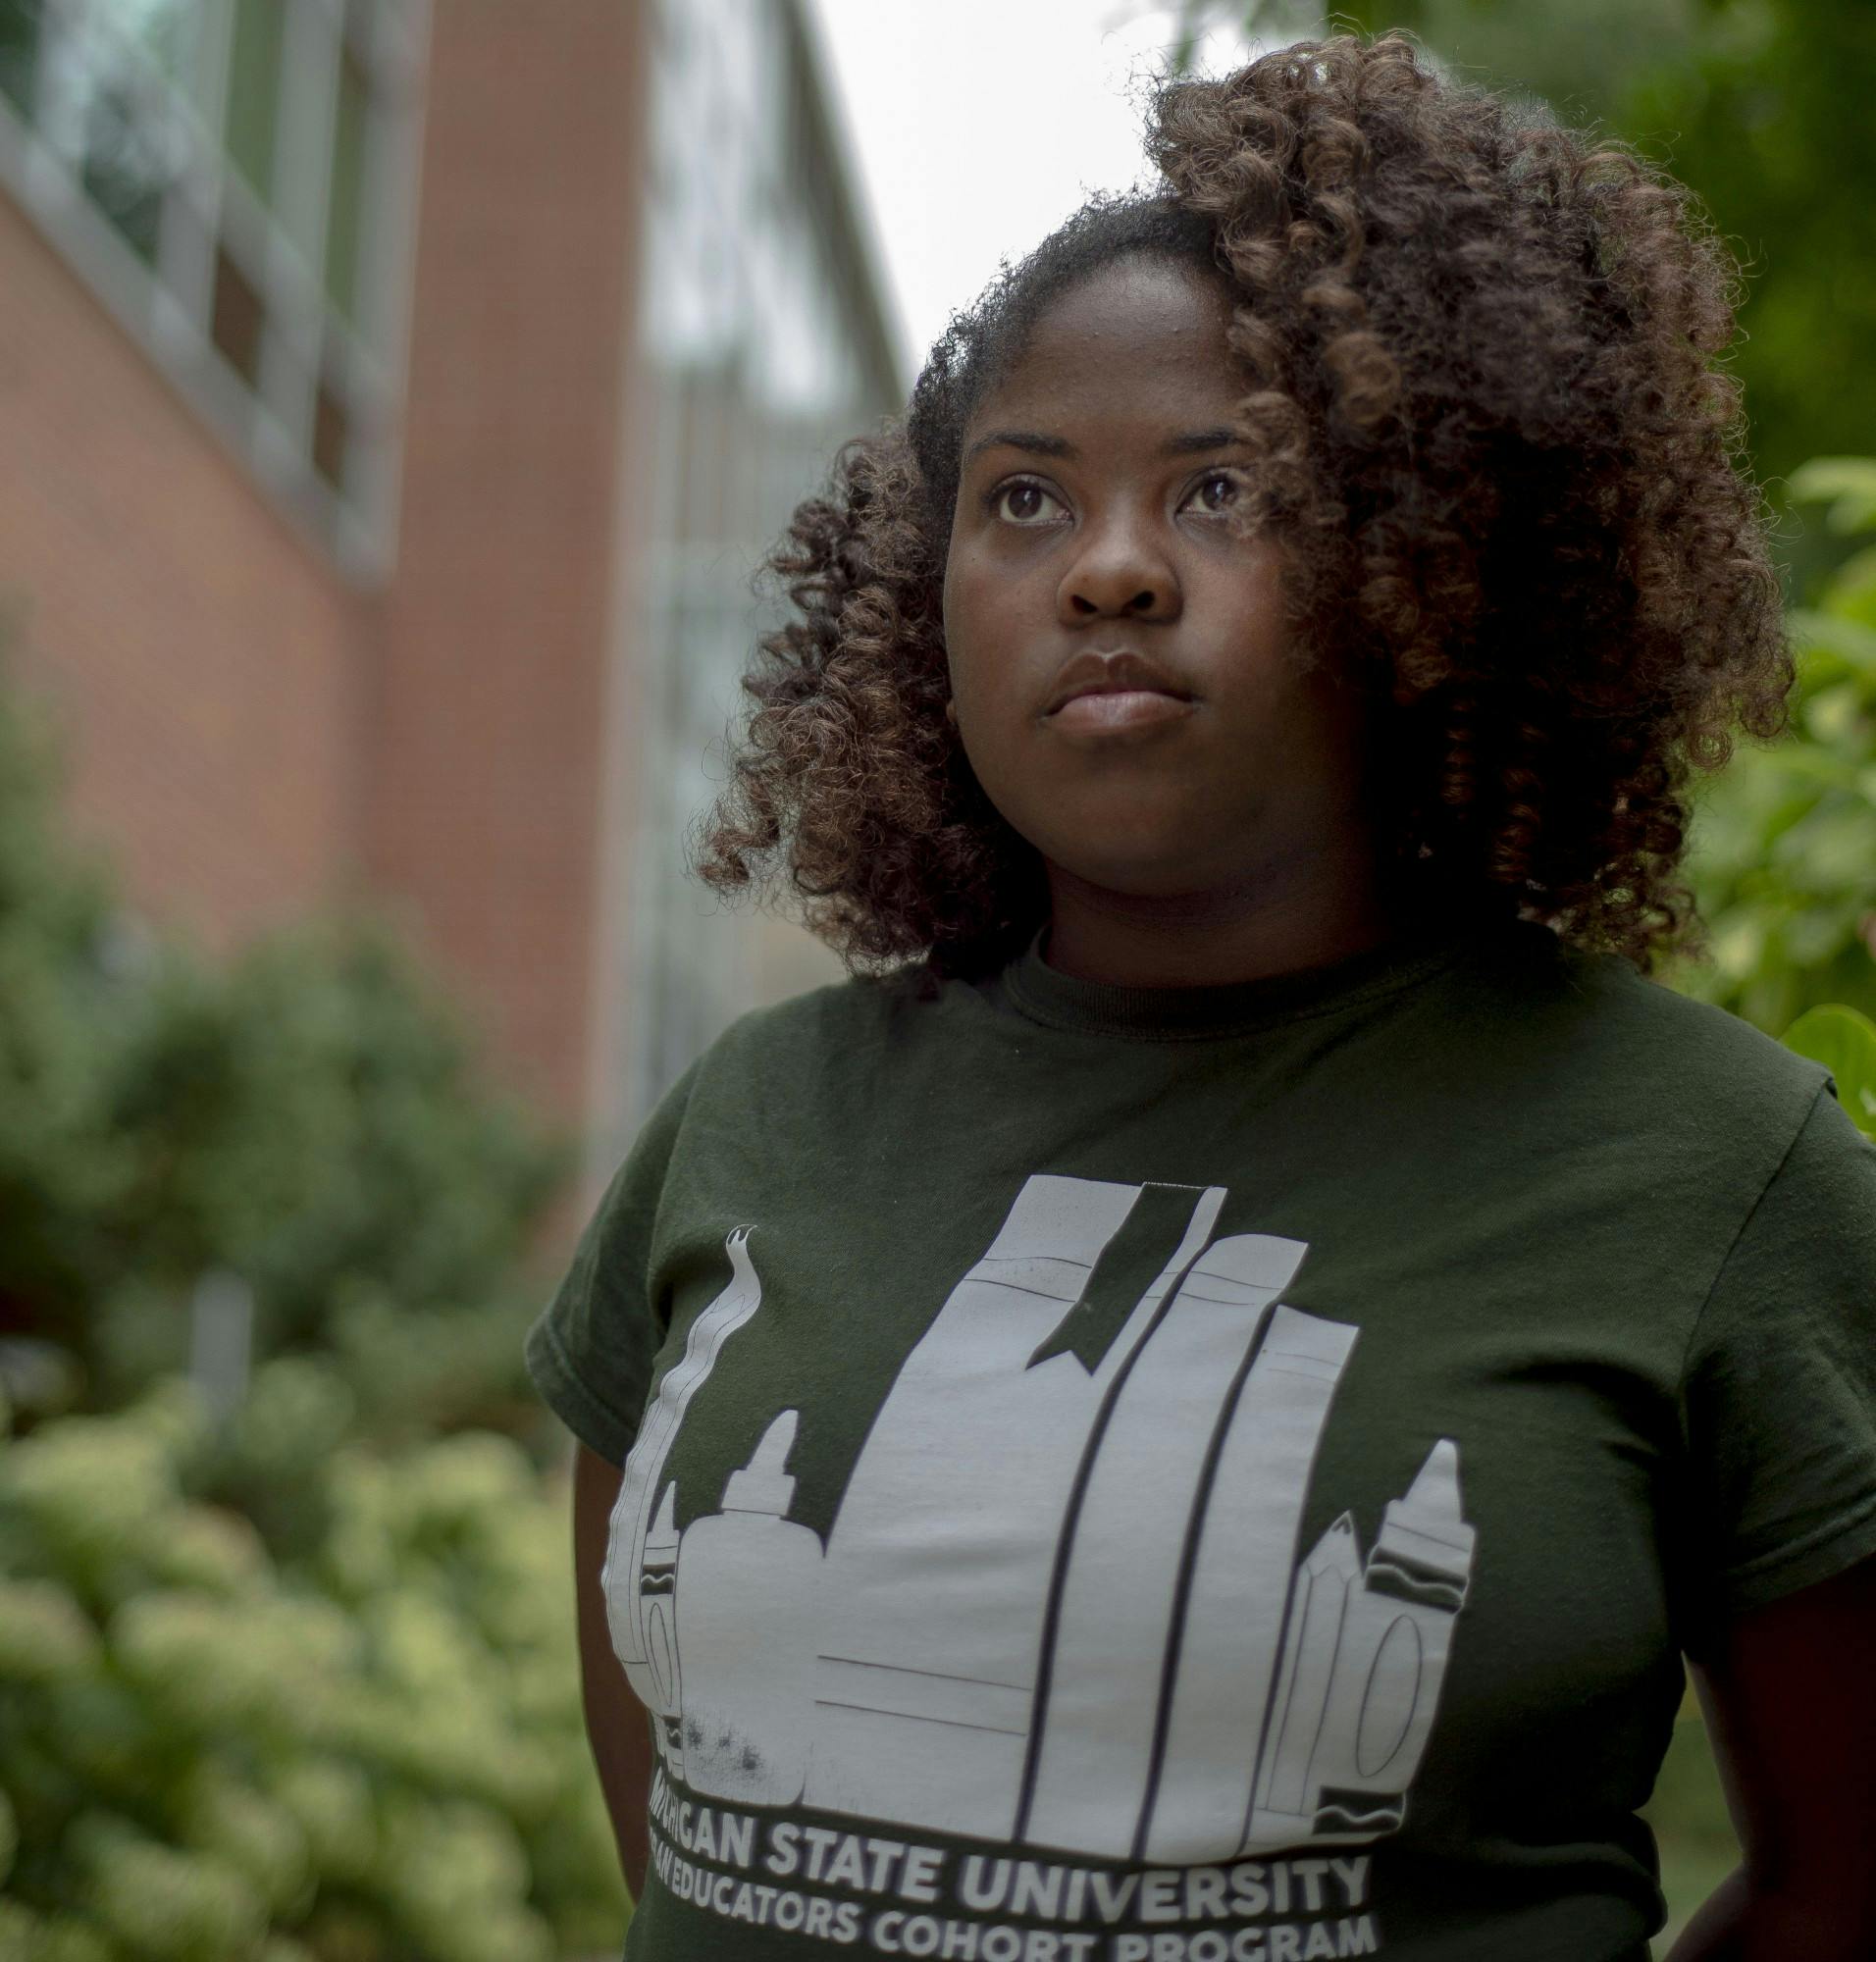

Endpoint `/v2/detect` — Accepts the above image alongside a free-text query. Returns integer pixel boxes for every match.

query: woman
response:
[527,32,1876,1961]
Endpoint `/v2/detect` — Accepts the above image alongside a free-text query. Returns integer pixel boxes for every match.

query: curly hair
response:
[688,28,1795,1002]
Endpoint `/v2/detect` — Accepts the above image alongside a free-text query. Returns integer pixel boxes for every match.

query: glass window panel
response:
[99,0,200,83]
[78,57,169,265]
[311,376,347,490]
[210,240,264,383]
[223,0,282,206]
[0,0,42,116]
[323,44,367,323]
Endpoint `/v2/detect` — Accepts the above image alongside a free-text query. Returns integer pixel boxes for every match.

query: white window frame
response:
[0,0,429,584]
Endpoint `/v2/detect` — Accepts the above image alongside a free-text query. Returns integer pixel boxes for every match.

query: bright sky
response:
[803,0,1280,391]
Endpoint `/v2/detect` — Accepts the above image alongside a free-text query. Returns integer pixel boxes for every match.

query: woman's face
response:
[942,257,1382,962]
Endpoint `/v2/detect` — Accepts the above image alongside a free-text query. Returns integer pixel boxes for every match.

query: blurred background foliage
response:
[0,1376,629,1962]
[0,641,578,1443]
[1,2,1872,1951]
[1658,457,1876,1037]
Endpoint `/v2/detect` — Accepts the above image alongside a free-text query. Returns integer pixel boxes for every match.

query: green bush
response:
[0,1374,628,1961]
[1654,458,1876,1036]
[0,637,577,1445]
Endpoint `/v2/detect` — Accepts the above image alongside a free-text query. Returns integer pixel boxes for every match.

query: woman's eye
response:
[989,481,1063,526]
[1187,471,1242,515]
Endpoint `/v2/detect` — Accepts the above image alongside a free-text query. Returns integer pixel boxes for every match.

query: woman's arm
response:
[1666,1550,1876,1961]
[572,1441,656,1903]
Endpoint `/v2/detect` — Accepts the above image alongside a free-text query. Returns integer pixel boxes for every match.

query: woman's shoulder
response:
[1503,922,1841,1140]
[678,955,956,1090]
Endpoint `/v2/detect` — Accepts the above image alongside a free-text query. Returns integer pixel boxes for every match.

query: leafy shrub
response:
[0,637,578,1442]
[1655,458,1876,1034]
[0,1375,628,1961]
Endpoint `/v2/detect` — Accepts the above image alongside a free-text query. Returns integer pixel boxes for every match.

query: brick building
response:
[0,0,905,1228]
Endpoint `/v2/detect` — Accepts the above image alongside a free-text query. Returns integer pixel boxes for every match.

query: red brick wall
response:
[0,191,370,958]
[368,0,652,1162]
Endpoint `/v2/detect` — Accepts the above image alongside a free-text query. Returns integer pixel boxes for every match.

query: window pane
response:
[223,0,282,206]
[323,44,367,323]
[0,0,42,116]
[210,241,264,384]
[78,59,168,265]
[98,0,201,83]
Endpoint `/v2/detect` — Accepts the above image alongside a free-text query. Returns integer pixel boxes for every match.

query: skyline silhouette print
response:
[603,1169,1477,1866]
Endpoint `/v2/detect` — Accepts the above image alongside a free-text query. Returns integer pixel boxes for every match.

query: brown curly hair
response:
[688,28,1795,1002]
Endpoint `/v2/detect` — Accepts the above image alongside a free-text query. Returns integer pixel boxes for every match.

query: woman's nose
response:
[1058,514,1180,621]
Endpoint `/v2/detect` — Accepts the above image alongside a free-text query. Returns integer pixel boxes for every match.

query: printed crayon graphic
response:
[602,1172,1476,1864]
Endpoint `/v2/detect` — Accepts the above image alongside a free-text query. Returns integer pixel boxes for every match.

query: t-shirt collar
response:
[1001,906,1494,1042]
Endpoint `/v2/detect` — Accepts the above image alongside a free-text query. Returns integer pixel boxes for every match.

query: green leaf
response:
[1819,543,1876,622]
[1788,457,1876,536]
[1780,1004,1876,1134]
[1790,607,1876,679]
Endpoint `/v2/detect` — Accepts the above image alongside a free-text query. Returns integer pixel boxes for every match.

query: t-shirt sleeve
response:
[1675,1075,1876,1648]
[523,1054,704,1466]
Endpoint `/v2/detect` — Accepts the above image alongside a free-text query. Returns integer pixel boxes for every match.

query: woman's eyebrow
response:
[963,427,1246,465]
[1159,427,1247,457]
[964,429,1073,465]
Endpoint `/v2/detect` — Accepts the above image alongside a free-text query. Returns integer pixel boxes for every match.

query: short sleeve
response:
[1675,1076,1876,1646]
[523,1055,704,1465]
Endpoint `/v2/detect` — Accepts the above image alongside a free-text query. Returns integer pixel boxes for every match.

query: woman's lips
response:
[1047,690,1197,736]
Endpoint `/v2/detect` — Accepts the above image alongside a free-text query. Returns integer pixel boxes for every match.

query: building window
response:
[0,0,427,581]
[614,0,906,1147]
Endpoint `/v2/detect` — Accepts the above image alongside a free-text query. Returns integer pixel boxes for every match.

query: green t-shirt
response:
[525,913,1876,1962]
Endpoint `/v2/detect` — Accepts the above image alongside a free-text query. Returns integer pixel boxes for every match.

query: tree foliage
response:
[1653,459,1876,1040]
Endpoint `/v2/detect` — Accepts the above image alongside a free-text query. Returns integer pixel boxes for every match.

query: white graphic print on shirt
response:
[603,1172,1475,1870]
